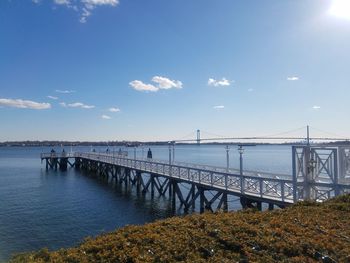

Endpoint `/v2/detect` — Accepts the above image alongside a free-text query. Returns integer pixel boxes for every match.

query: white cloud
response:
[82,0,119,6]
[213,105,225,109]
[30,0,119,23]
[47,96,58,100]
[101,114,111,119]
[55,89,75,94]
[208,78,231,87]
[54,0,70,5]
[130,76,183,92]
[80,7,92,23]
[129,80,159,92]
[69,0,119,23]
[151,76,183,89]
[312,105,321,110]
[0,98,51,110]
[287,76,299,81]
[60,102,95,109]
[109,107,120,112]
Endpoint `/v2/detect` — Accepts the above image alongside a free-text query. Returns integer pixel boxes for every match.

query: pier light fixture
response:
[225,145,230,172]
[238,145,244,155]
[172,142,176,163]
[168,141,172,164]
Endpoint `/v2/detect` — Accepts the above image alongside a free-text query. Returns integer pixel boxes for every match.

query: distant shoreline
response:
[1,141,349,147]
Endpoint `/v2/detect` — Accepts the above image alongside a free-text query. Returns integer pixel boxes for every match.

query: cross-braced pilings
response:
[42,153,292,212]
[41,145,350,213]
[75,157,233,213]
[41,152,75,171]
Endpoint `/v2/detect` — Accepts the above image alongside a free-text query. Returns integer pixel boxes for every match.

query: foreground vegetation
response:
[11,195,350,262]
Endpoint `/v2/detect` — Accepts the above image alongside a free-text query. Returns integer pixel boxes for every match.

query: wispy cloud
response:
[130,76,183,92]
[60,102,95,109]
[54,0,70,5]
[31,0,119,23]
[213,105,225,110]
[129,80,159,92]
[81,0,119,23]
[151,76,183,89]
[55,89,75,94]
[287,76,299,81]
[0,98,51,110]
[312,105,321,110]
[47,96,58,100]
[109,107,120,112]
[208,78,231,87]
[248,88,254,92]
[101,114,111,119]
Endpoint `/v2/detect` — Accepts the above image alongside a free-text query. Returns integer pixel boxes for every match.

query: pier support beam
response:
[59,158,68,171]
[45,154,291,215]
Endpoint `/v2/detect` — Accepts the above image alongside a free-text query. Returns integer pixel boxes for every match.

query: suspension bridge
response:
[41,126,350,212]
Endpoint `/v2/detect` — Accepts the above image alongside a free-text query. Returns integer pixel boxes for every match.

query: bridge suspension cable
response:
[259,126,307,138]
[309,126,348,140]
[175,131,197,141]
[169,125,350,143]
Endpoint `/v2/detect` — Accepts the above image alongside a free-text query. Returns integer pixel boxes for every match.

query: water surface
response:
[0,145,292,262]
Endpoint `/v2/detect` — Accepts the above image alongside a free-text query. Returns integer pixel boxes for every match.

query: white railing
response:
[73,152,295,203]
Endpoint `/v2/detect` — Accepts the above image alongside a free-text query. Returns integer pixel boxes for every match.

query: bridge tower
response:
[196,129,201,145]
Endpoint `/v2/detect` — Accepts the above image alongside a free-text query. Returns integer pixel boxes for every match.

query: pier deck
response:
[41,145,350,212]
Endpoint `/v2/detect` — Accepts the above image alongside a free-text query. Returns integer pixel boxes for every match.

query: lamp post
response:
[238,145,244,176]
[168,142,172,165]
[225,145,230,172]
[172,141,175,164]
[238,145,244,194]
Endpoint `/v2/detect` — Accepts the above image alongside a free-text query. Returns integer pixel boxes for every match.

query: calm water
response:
[0,145,292,262]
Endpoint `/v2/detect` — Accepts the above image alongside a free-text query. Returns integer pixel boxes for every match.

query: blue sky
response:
[1,0,350,141]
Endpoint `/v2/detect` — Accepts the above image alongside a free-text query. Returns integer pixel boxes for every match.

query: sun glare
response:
[330,0,350,19]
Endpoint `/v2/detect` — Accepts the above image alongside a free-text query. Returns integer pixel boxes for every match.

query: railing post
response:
[292,146,298,203]
[239,146,244,194]
[240,177,244,194]
[226,145,229,172]
[334,149,340,196]
[259,179,263,197]
[168,143,172,165]
[304,145,312,200]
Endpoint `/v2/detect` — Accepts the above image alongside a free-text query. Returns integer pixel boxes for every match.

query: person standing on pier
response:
[147,148,152,159]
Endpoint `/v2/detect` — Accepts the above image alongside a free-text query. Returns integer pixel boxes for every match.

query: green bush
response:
[10,194,350,263]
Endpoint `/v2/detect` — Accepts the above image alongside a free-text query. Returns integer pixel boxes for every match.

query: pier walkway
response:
[41,145,350,212]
